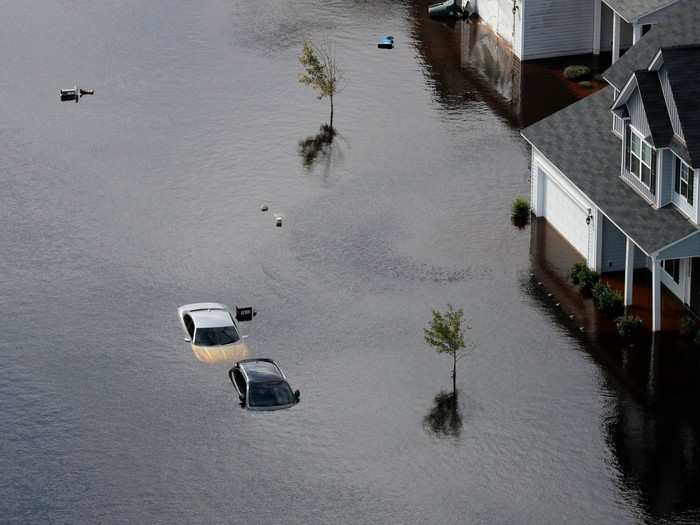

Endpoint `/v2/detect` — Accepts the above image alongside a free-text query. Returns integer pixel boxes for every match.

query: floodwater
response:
[1,1,698,524]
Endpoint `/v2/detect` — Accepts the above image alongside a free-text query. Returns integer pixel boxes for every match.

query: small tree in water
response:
[298,39,341,129]
[424,305,471,392]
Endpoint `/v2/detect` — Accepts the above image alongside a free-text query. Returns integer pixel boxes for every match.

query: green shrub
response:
[593,282,624,318]
[578,80,593,89]
[563,65,592,81]
[511,198,530,219]
[616,315,644,339]
[569,262,587,285]
[571,264,599,295]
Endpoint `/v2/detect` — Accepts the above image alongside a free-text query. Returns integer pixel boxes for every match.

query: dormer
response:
[611,46,700,224]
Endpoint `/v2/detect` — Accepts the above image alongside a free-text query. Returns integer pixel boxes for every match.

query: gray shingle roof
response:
[603,0,678,23]
[604,0,700,90]
[634,70,674,147]
[662,47,700,167]
[522,86,698,254]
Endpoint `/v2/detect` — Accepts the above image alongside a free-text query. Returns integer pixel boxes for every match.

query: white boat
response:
[60,85,78,97]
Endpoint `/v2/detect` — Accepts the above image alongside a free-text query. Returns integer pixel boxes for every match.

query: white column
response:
[624,237,635,305]
[651,257,662,332]
[590,209,604,272]
[593,0,602,55]
[612,12,621,63]
[632,24,642,45]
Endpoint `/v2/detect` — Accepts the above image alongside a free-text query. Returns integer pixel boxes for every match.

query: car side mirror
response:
[183,337,191,343]
[294,390,301,402]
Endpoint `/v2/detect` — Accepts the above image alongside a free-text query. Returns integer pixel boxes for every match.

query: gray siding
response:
[658,231,700,259]
[601,216,650,271]
[522,0,594,60]
[659,66,684,140]
[473,0,523,57]
[659,149,674,206]
[628,89,650,138]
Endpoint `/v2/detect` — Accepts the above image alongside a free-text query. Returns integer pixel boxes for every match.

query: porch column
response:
[593,0,602,55]
[624,237,635,306]
[632,24,642,45]
[651,257,662,332]
[612,12,621,63]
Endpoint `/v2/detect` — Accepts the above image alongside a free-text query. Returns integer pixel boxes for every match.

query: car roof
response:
[189,309,234,328]
[240,360,284,383]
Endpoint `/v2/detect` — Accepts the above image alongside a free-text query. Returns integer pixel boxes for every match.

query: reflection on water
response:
[423,389,462,438]
[528,218,700,523]
[297,124,341,173]
[191,342,250,364]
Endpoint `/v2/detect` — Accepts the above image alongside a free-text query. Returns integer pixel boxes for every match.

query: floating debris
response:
[547,293,553,298]
[261,205,269,212]
[555,303,560,308]
[275,216,283,227]
[378,36,394,49]
[569,314,575,320]
[537,281,543,286]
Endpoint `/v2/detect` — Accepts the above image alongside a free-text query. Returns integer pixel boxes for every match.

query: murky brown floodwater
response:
[2,1,699,524]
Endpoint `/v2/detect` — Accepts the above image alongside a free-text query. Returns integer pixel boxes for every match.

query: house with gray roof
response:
[522,0,700,331]
[464,0,679,61]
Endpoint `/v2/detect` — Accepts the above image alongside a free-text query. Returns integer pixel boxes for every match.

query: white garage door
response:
[541,170,589,258]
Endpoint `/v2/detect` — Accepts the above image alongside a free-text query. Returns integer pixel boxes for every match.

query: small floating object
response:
[60,86,78,97]
[79,88,94,96]
[569,314,575,320]
[547,293,553,298]
[428,0,459,18]
[579,327,585,333]
[555,303,560,307]
[537,281,543,286]
[378,36,394,49]
[275,216,283,227]
[261,205,269,212]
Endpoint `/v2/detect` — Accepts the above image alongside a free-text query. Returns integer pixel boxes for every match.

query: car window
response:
[183,314,195,338]
[249,382,295,407]
[194,326,240,346]
[233,369,246,395]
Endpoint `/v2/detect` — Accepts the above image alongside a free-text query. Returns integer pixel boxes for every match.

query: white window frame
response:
[628,127,653,189]
[673,154,693,204]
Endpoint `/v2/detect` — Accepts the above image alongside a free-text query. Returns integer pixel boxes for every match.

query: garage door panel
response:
[541,171,589,258]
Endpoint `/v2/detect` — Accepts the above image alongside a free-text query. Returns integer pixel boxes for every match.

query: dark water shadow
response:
[423,388,462,438]
[526,218,700,523]
[298,124,345,176]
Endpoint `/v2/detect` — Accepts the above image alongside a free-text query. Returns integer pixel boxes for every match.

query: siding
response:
[627,90,650,138]
[601,216,650,272]
[659,66,684,141]
[473,0,523,57]
[522,0,594,60]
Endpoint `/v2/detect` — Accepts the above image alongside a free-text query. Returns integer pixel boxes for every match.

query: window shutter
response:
[625,126,631,172]
[650,149,657,195]
[675,157,681,193]
[689,169,695,205]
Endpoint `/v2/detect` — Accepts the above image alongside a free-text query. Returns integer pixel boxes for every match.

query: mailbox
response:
[235,306,256,322]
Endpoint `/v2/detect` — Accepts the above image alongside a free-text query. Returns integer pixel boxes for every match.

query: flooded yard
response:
[1,1,699,524]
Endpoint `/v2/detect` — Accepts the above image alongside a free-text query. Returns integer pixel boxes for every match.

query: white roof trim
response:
[611,74,638,111]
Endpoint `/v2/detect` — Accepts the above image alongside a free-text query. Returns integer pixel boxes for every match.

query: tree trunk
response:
[452,353,456,393]
[329,95,334,130]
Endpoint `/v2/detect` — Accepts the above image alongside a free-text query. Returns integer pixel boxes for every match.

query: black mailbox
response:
[235,306,256,322]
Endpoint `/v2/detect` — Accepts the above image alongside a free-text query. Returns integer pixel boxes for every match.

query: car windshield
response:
[249,382,295,407]
[194,326,240,346]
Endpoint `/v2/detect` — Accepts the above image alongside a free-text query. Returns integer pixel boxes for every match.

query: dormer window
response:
[674,155,694,205]
[625,126,655,190]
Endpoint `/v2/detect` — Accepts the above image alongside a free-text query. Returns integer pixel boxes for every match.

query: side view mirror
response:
[183,337,191,343]
[294,390,301,402]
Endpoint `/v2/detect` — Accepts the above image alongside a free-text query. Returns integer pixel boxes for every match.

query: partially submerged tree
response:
[424,305,472,392]
[298,39,341,129]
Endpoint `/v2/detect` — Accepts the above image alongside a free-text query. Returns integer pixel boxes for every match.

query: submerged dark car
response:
[229,359,300,411]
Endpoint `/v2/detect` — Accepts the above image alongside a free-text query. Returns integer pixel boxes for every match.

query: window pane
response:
[631,133,641,155]
[681,179,689,198]
[642,143,651,165]
[631,156,640,177]
[642,164,651,186]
